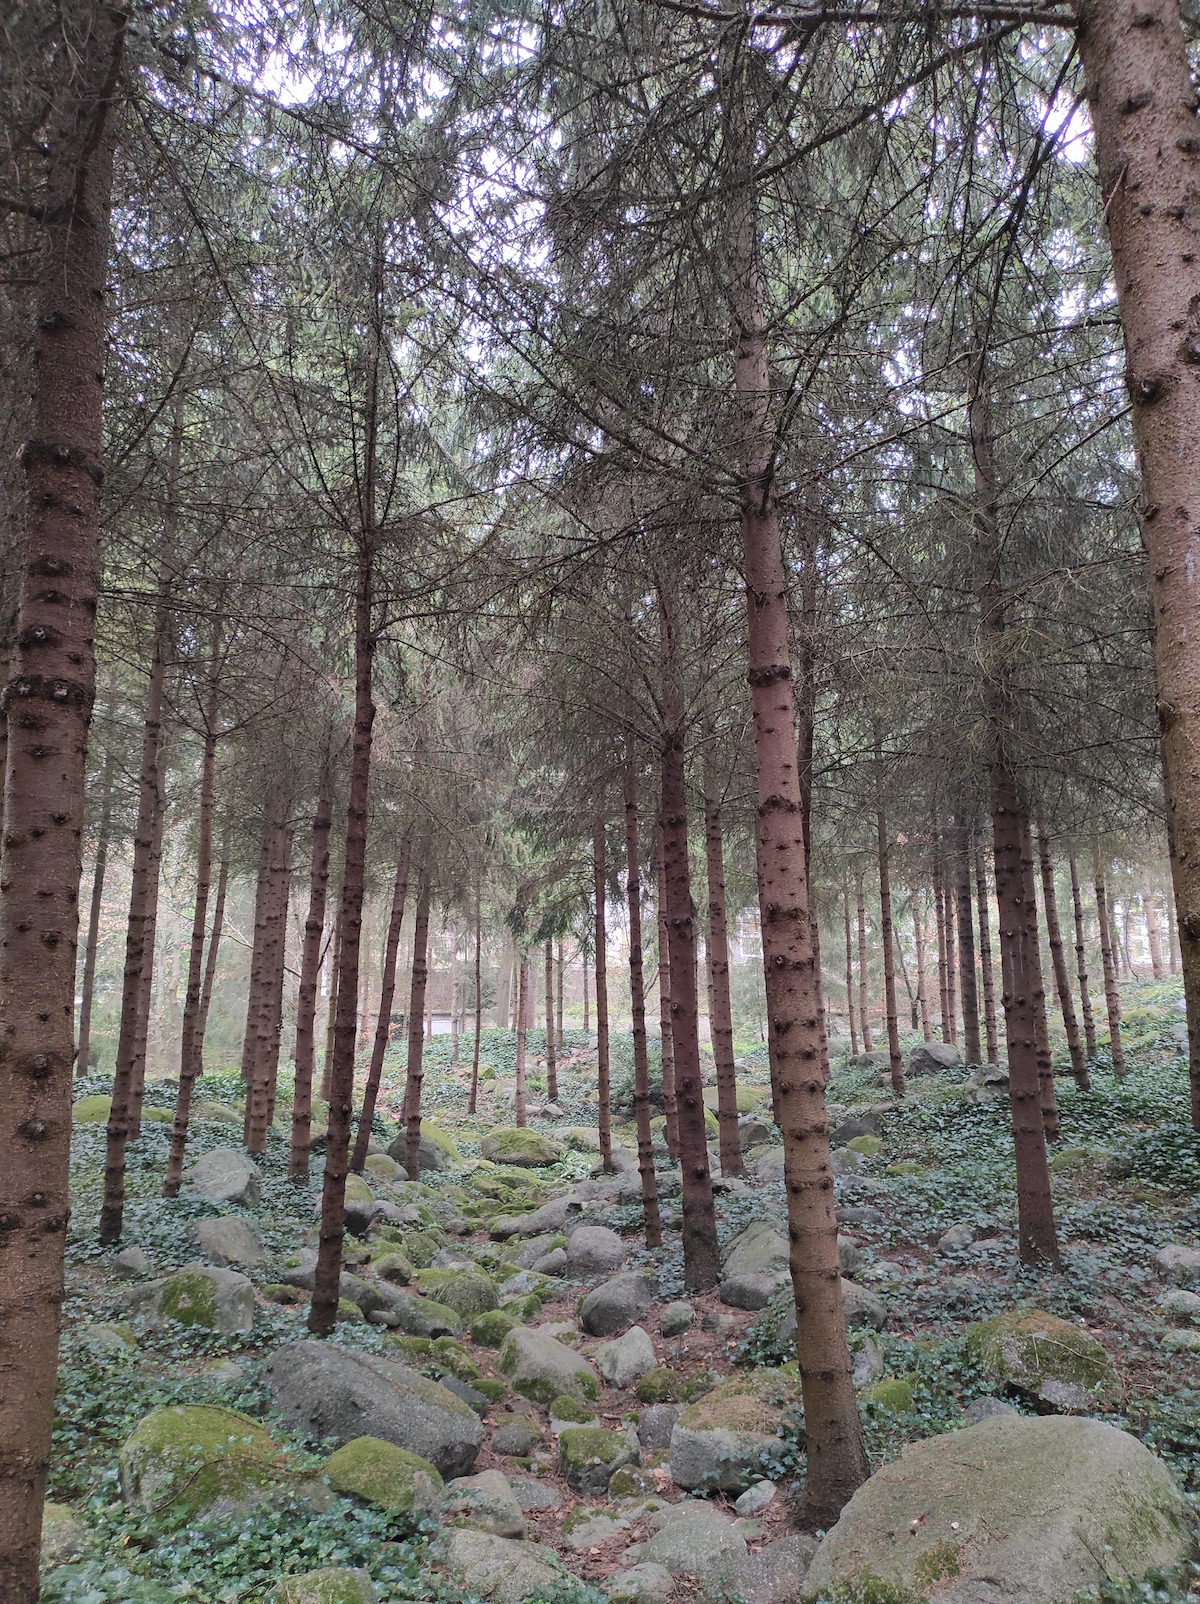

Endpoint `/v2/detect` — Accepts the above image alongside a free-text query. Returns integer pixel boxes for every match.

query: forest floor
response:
[43,980,1200,1603]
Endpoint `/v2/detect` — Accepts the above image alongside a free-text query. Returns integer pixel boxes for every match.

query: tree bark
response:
[289,780,333,1183]
[127,772,166,1138]
[1024,813,1059,1140]
[843,890,859,1053]
[1094,855,1128,1080]
[514,954,529,1128]
[240,811,275,1105]
[582,950,589,1033]
[98,625,166,1245]
[245,809,291,1154]
[704,757,745,1173]
[594,807,613,1171]
[1069,856,1097,1058]
[544,939,558,1104]
[403,866,432,1176]
[1037,833,1088,1089]
[625,754,662,1246]
[469,886,482,1114]
[494,930,512,1029]
[320,903,343,1102]
[1077,0,1200,1124]
[911,886,932,1043]
[855,872,872,1050]
[953,817,982,1066]
[0,5,127,1587]
[352,824,413,1173]
[943,849,958,1046]
[556,939,564,1049]
[655,827,680,1158]
[77,739,116,1075]
[1142,873,1165,980]
[933,853,950,1044]
[876,800,905,1095]
[975,842,1000,1065]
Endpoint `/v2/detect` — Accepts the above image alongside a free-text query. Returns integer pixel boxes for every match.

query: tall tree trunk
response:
[1038,833,1088,1089]
[1078,0,1200,1123]
[843,890,859,1054]
[943,847,958,1045]
[163,663,220,1197]
[468,886,482,1115]
[726,34,867,1520]
[594,807,613,1172]
[933,853,951,1043]
[197,835,229,1055]
[544,939,558,1104]
[320,903,343,1102]
[659,596,719,1291]
[656,827,680,1158]
[241,813,276,1106]
[1143,874,1165,981]
[494,931,513,1029]
[582,951,589,1033]
[77,739,116,1075]
[403,866,432,1176]
[98,626,166,1246]
[556,939,564,1049]
[351,825,413,1173]
[450,920,461,1065]
[876,800,905,1095]
[1070,856,1097,1058]
[244,810,290,1154]
[912,886,932,1043]
[289,781,332,1183]
[954,817,982,1066]
[975,842,999,1065]
[0,7,127,1588]
[625,755,662,1246]
[514,954,529,1128]
[1094,855,1127,1080]
[127,775,166,1138]
[704,757,745,1172]
[856,872,873,1051]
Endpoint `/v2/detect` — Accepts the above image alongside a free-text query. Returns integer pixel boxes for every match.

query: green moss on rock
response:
[847,1134,882,1157]
[403,1230,446,1268]
[635,1367,679,1404]
[119,1405,282,1523]
[549,1394,597,1424]
[273,1567,377,1603]
[480,1127,565,1167]
[860,1378,914,1414]
[470,1309,519,1347]
[157,1270,219,1328]
[440,1270,500,1320]
[322,1435,442,1513]
[885,1162,923,1177]
[966,1308,1120,1409]
[343,1173,375,1205]
[72,1095,112,1122]
[677,1370,802,1435]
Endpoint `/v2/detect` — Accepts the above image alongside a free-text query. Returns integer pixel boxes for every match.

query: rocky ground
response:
[42,990,1200,1603]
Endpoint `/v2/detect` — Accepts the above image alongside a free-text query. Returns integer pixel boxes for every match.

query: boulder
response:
[802,1415,1187,1604]
[480,1128,564,1167]
[489,1415,539,1456]
[624,1502,748,1578]
[188,1215,265,1269]
[470,1309,519,1347]
[659,1300,694,1337]
[669,1370,802,1492]
[720,1272,783,1311]
[559,1425,639,1496]
[381,1290,462,1339]
[121,1264,254,1335]
[562,1504,634,1550]
[273,1570,376,1603]
[579,1271,657,1336]
[119,1405,282,1521]
[509,1477,563,1511]
[936,1222,975,1254]
[714,1536,818,1604]
[363,1153,404,1182]
[549,1394,599,1432]
[967,1308,1121,1411]
[192,1099,243,1124]
[830,1112,880,1145]
[594,1325,657,1387]
[439,1528,567,1604]
[608,1562,675,1603]
[907,1041,963,1075]
[514,1233,564,1267]
[565,1224,626,1276]
[438,1270,499,1321]
[637,1404,681,1452]
[563,1127,603,1152]
[719,1220,789,1307]
[1155,1243,1200,1287]
[1159,1287,1200,1322]
[322,1436,443,1513]
[386,1131,448,1172]
[41,1503,86,1566]
[963,1395,1017,1425]
[737,1115,772,1147]
[112,1245,153,1279]
[72,1094,112,1122]
[531,1247,568,1276]
[262,1340,482,1476]
[372,1250,415,1286]
[442,1469,526,1538]
[80,1321,138,1352]
[496,1326,600,1406]
[840,1278,887,1330]
[748,1147,785,1182]
[187,1147,261,1206]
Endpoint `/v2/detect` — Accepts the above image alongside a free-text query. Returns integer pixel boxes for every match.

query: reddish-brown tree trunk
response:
[77,739,116,1075]
[943,852,958,1046]
[544,939,558,1104]
[321,904,343,1103]
[450,922,461,1065]
[954,817,982,1066]
[197,835,229,1049]
[582,951,589,1033]
[468,887,482,1114]
[127,776,166,1138]
[351,825,413,1172]
[1070,856,1097,1058]
[240,812,275,1105]
[514,955,529,1127]
[876,802,905,1095]
[975,843,999,1065]
[856,872,873,1051]
[595,808,614,1171]
[625,755,662,1245]
[99,629,166,1245]
[1038,833,1088,1089]
[704,760,745,1172]
[1094,855,1127,1080]
[245,811,291,1154]
[933,855,950,1043]
[289,781,333,1182]
[911,887,932,1043]
[843,890,859,1054]
[655,828,679,1158]
[402,866,432,1174]
[556,940,564,1050]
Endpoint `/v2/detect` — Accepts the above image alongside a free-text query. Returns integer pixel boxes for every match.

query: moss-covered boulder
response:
[439,1270,500,1321]
[41,1502,86,1566]
[670,1370,802,1492]
[403,1229,447,1268]
[423,1123,463,1166]
[967,1309,1121,1411]
[119,1405,283,1522]
[192,1099,242,1124]
[470,1309,519,1348]
[122,1264,255,1335]
[72,1094,112,1122]
[480,1128,564,1168]
[548,1394,598,1426]
[273,1568,376,1603]
[559,1426,639,1496]
[373,1250,415,1286]
[343,1173,375,1205]
[846,1133,881,1157]
[635,1366,679,1404]
[885,1161,923,1176]
[323,1435,442,1513]
[859,1377,914,1414]
[497,1326,600,1406]
[364,1153,404,1182]
[802,1415,1186,1604]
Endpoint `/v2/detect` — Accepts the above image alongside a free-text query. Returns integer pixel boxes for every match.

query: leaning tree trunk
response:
[514,955,529,1128]
[1069,856,1098,1058]
[1037,833,1088,1089]
[876,799,905,1095]
[911,887,932,1043]
[704,755,745,1173]
[544,939,558,1104]
[974,842,1000,1065]
[655,827,680,1158]
[843,890,859,1054]
[724,42,869,1517]
[625,754,662,1246]
[403,866,432,1176]
[953,817,982,1066]
[0,8,127,1583]
[351,825,413,1173]
[1077,0,1200,1126]
[77,740,116,1075]
[99,627,167,1246]
[1094,855,1127,1080]
[855,872,873,1051]
[594,806,614,1172]
[659,594,720,1291]
[289,780,333,1182]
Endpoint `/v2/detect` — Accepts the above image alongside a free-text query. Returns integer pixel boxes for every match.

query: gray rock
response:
[720,1272,783,1310]
[802,1415,1187,1604]
[274,1569,376,1604]
[637,1404,681,1452]
[386,1131,446,1171]
[441,1469,526,1538]
[112,1246,153,1279]
[439,1270,500,1321]
[187,1147,261,1206]
[625,1502,747,1578]
[748,1148,785,1183]
[851,1334,886,1389]
[721,1219,789,1278]
[41,1503,87,1566]
[837,1235,866,1275]
[440,1528,567,1604]
[668,1371,799,1493]
[531,1247,568,1277]
[737,1116,773,1146]
[566,1225,627,1277]
[734,1480,777,1516]
[836,1205,882,1225]
[508,1476,563,1511]
[701,1310,740,1337]
[188,1215,265,1269]
[841,1278,886,1329]
[496,1325,601,1406]
[559,1424,639,1495]
[659,1300,694,1337]
[937,1222,976,1254]
[121,1263,255,1336]
[907,1041,963,1076]
[715,1535,818,1604]
[1159,1287,1200,1322]
[515,1234,563,1268]
[579,1271,657,1337]
[499,1269,551,1298]
[830,1112,880,1145]
[608,1561,674,1602]
[591,1145,639,1175]
[262,1340,482,1476]
[594,1325,657,1387]
[561,1506,631,1550]
[1156,1243,1200,1286]
[963,1395,1017,1425]
[441,1376,491,1415]
[490,1417,537,1456]
[831,1148,864,1177]
[381,1290,462,1339]
[490,1197,586,1238]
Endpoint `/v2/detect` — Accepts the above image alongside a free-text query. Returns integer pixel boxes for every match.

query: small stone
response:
[509,1476,563,1510]
[594,1325,657,1387]
[41,1503,86,1566]
[490,1416,538,1456]
[549,1394,600,1432]
[531,1248,568,1276]
[607,1561,675,1602]
[937,1222,976,1254]
[1159,1288,1200,1323]
[837,1235,866,1275]
[734,1480,777,1516]
[635,1366,679,1404]
[701,1310,740,1336]
[560,1504,630,1549]
[1156,1244,1200,1287]
[659,1300,694,1337]
[841,1279,887,1330]
[112,1246,153,1279]
[442,1469,526,1538]
[851,1334,886,1389]
[963,1395,1017,1425]
[566,1225,627,1277]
